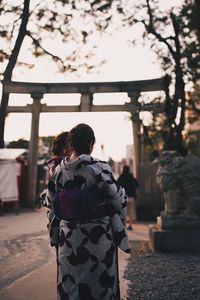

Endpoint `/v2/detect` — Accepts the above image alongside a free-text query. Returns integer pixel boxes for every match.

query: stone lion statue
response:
[156,151,200,217]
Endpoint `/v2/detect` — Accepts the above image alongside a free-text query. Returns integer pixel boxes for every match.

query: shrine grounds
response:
[0,209,200,300]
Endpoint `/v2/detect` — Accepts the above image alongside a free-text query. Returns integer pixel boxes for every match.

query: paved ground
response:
[0,209,149,300]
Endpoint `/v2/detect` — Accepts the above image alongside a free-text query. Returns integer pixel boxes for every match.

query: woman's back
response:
[46,124,130,300]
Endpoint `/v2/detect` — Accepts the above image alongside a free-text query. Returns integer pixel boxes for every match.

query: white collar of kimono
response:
[61,154,92,168]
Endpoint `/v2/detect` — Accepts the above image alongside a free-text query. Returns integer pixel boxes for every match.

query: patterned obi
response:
[53,185,113,221]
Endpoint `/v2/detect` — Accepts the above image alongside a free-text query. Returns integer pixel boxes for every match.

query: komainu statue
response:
[156,151,200,217]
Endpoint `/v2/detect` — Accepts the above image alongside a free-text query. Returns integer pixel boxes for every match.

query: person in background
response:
[45,123,130,300]
[46,131,70,178]
[39,131,70,208]
[39,131,70,282]
[117,165,139,230]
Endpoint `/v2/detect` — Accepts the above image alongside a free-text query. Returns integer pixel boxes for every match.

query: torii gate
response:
[3,76,168,207]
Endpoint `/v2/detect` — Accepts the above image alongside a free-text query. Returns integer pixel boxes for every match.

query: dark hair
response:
[51,131,69,157]
[122,165,130,174]
[68,123,95,155]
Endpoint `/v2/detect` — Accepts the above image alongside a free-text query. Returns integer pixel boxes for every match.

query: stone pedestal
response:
[149,214,200,252]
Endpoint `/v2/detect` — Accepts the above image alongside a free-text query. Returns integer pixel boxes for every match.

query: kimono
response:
[39,157,62,208]
[46,154,130,300]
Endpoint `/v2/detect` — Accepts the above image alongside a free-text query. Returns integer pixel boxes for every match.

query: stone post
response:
[128,91,141,178]
[27,93,42,208]
[80,93,93,112]
[149,151,200,252]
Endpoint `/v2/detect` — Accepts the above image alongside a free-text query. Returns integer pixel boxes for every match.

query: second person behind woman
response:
[46,131,70,178]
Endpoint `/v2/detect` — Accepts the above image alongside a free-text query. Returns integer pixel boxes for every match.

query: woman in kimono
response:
[46,131,70,178]
[46,123,130,300]
[39,131,69,208]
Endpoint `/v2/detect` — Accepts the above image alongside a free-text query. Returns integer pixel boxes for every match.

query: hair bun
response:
[68,123,95,155]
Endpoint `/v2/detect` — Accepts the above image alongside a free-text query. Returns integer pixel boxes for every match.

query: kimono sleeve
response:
[45,179,57,209]
[45,177,60,247]
[97,162,128,222]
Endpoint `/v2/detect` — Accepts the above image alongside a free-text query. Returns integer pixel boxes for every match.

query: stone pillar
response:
[128,91,141,178]
[80,93,93,112]
[27,93,42,208]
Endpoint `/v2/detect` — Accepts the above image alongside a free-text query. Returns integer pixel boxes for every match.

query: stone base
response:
[149,224,200,252]
[158,214,200,230]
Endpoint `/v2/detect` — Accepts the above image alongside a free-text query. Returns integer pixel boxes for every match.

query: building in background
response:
[0,148,27,213]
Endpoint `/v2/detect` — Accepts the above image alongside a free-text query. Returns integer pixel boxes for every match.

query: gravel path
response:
[125,241,200,300]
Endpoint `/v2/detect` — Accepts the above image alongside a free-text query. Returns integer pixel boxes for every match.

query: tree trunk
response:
[175,71,186,147]
[164,12,186,150]
[0,0,30,148]
[0,91,9,148]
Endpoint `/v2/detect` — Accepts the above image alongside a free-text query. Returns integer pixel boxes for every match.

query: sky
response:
[1,0,184,161]
[3,35,162,161]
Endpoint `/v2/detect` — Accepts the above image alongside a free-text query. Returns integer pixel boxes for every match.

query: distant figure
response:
[117,165,139,230]
[45,123,130,299]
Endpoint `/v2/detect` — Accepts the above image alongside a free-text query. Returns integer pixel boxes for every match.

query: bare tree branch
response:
[29,0,43,17]
[26,31,66,71]
[17,61,34,68]
[170,12,181,62]
[145,0,175,57]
